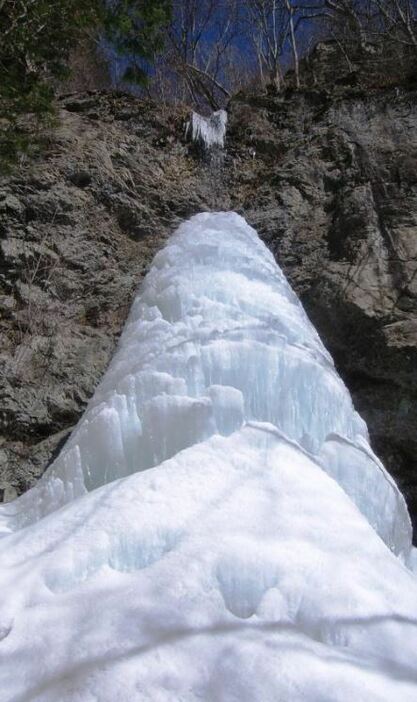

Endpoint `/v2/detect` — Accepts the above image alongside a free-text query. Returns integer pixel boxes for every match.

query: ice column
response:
[0,212,411,557]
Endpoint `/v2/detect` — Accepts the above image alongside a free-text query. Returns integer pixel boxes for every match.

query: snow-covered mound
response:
[0,212,416,701]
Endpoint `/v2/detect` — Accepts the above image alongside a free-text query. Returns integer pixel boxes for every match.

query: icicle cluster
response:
[186,109,227,149]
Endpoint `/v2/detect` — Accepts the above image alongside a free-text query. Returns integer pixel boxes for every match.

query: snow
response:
[186,109,227,149]
[0,212,416,701]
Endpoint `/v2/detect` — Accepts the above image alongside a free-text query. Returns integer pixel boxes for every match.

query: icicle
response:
[185,109,227,150]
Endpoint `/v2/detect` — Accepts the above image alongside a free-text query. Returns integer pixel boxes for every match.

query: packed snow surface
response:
[0,212,416,701]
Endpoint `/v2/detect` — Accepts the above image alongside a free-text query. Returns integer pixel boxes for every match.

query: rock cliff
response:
[1,57,416,536]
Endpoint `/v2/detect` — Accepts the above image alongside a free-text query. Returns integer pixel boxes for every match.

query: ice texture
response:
[186,109,227,149]
[0,212,416,701]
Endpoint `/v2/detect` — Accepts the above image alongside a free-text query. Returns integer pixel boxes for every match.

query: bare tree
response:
[141,0,417,107]
[285,0,301,86]
[245,0,289,89]
[289,0,416,89]
[325,0,371,50]
[155,0,242,108]
[370,0,417,47]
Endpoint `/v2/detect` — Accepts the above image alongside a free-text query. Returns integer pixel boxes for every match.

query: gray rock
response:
[0,193,24,219]
[68,170,93,188]
[227,84,417,536]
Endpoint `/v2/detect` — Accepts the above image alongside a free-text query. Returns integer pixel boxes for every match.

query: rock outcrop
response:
[0,95,228,498]
[226,84,417,536]
[1,56,417,536]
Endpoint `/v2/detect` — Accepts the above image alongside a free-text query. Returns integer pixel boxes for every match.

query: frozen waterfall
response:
[185,109,227,149]
[0,212,416,701]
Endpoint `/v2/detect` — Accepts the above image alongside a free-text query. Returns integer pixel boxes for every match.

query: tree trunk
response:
[286,0,300,88]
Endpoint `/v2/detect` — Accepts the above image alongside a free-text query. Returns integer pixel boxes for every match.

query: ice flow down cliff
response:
[0,212,416,701]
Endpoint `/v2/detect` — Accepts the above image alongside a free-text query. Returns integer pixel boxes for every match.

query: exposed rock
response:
[0,94,224,499]
[68,169,92,188]
[0,193,25,219]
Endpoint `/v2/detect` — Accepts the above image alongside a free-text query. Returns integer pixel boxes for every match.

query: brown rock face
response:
[1,74,417,538]
[0,95,229,496]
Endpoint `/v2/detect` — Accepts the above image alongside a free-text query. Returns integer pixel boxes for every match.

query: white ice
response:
[185,109,227,149]
[0,212,416,702]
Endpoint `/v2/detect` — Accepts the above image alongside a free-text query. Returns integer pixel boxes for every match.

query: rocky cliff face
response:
[0,95,227,499]
[1,66,417,536]
[226,84,417,537]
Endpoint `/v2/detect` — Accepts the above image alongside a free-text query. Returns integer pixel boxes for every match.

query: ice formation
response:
[0,212,417,701]
[185,109,227,149]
